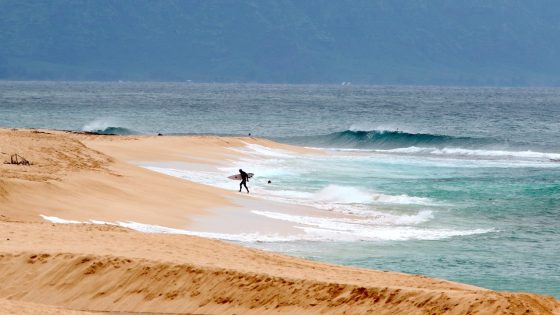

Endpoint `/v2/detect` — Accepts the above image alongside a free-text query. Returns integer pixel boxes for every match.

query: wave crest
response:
[82,119,137,135]
[285,129,492,150]
[88,126,137,135]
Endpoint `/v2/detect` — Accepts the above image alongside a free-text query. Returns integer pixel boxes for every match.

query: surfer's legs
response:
[240,180,249,193]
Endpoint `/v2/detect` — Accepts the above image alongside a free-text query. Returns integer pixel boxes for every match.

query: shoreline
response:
[0,128,558,314]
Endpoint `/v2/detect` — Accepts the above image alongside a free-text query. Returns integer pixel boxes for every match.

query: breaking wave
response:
[82,119,138,135]
[88,126,137,135]
[284,129,494,150]
[281,129,560,161]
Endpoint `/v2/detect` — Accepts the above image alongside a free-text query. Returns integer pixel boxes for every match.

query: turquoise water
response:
[242,150,560,297]
[1,81,559,297]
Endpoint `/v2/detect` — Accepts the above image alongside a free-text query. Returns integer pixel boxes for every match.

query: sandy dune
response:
[0,128,558,314]
[1,221,558,315]
[0,129,234,227]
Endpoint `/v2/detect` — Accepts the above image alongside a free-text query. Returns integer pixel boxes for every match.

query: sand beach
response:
[0,128,558,314]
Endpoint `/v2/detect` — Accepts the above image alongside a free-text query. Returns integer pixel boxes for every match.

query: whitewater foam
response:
[312,185,372,203]
[378,146,560,161]
[298,225,494,242]
[39,215,304,242]
[253,209,433,226]
[252,211,492,241]
[349,124,417,133]
[40,214,492,242]
[142,165,436,219]
[309,185,434,205]
[116,221,304,242]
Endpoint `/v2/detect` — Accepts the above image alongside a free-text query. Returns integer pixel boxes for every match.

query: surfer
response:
[239,169,250,193]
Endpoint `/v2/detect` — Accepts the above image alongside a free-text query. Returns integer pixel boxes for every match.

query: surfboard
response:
[228,173,254,180]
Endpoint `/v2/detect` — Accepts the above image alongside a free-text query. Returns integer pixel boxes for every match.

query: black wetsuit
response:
[239,170,249,193]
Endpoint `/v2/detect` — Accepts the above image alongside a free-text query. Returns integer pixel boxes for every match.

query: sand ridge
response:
[1,221,558,315]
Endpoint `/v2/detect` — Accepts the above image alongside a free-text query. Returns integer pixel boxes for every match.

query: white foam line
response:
[40,214,83,224]
[40,214,495,242]
[39,214,307,243]
[298,225,494,242]
[116,221,307,242]
[377,146,560,161]
[40,215,116,225]
[251,210,494,241]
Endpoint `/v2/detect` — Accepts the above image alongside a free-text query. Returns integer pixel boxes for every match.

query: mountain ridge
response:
[1,0,560,85]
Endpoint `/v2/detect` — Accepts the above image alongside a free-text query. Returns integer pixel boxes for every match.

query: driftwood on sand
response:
[5,154,31,166]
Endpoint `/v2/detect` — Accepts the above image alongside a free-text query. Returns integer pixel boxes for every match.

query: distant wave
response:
[87,126,137,135]
[82,119,138,135]
[279,129,560,161]
[284,129,494,150]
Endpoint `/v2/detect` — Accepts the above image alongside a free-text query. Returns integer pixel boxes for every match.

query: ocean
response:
[1,81,559,297]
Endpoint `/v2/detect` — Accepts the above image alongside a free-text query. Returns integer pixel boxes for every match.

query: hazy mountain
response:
[1,0,560,85]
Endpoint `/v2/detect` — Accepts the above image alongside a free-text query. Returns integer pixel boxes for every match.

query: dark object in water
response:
[268,180,272,184]
[158,133,163,136]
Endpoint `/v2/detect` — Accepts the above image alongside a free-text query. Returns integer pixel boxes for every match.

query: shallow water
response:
[2,81,559,297]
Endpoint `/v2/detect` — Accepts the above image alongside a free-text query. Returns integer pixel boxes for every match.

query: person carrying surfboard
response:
[239,169,250,193]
